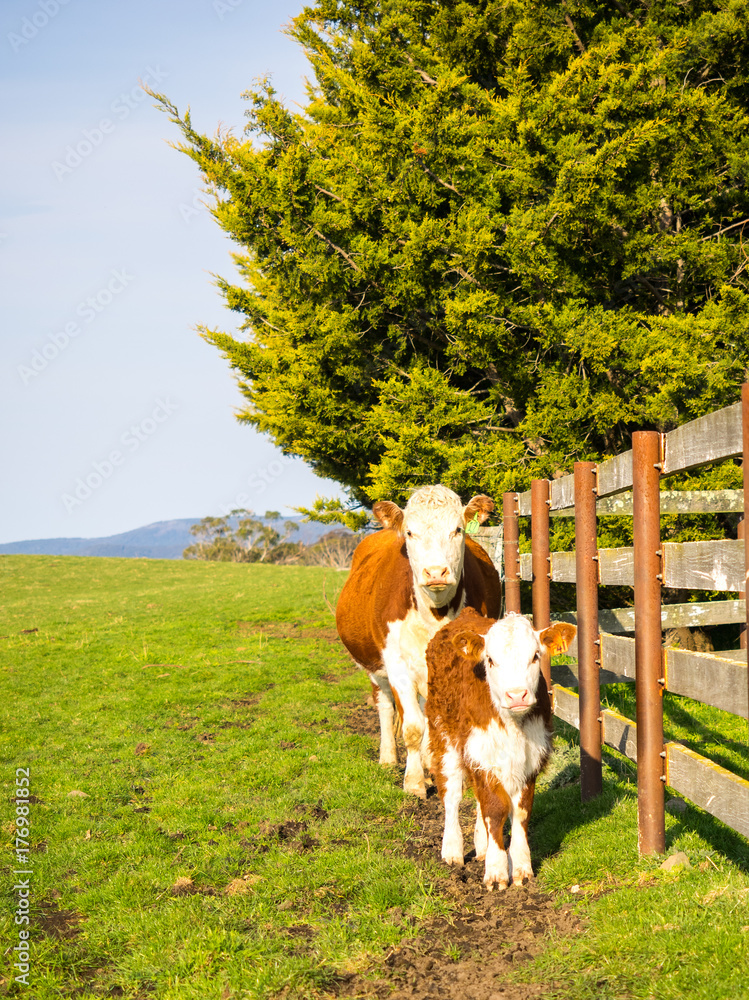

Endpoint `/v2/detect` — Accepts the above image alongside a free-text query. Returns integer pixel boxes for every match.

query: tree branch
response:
[564,13,586,54]
[315,185,343,202]
[701,217,749,241]
[420,162,461,195]
[308,226,362,272]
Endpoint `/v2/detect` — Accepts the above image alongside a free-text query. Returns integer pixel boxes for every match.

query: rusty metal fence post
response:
[575,462,602,801]
[739,519,746,652]
[503,492,521,615]
[531,480,552,692]
[743,384,749,739]
[632,431,665,855]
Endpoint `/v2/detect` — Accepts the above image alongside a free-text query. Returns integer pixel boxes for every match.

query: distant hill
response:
[0,516,350,561]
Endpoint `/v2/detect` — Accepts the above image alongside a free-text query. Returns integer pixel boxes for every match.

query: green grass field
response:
[1,555,748,999]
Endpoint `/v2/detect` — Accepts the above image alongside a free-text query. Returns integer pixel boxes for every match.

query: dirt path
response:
[334,700,583,1000]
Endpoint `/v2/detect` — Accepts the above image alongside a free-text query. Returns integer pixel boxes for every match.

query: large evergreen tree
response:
[154,0,749,527]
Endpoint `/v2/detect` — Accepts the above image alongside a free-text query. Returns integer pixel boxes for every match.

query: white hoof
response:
[442,850,465,867]
[511,866,533,885]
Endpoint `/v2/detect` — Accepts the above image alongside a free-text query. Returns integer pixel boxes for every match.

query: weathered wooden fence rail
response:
[474,388,749,851]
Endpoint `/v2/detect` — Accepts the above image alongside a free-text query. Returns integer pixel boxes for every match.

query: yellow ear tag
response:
[465,514,480,535]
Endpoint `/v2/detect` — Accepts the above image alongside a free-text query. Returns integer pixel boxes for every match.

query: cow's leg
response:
[417,692,433,772]
[474,798,488,860]
[508,778,536,885]
[369,673,397,766]
[384,650,427,798]
[400,691,427,798]
[435,741,464,866]
[474,775,510,890]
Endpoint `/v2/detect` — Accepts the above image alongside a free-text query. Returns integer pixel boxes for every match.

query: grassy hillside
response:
[1,555,748,999]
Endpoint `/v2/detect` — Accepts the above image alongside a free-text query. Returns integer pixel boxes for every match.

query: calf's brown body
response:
[426,608,575,888]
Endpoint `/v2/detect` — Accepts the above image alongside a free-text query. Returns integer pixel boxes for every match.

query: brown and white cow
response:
[426,608,576,889]
[336,485,501,798]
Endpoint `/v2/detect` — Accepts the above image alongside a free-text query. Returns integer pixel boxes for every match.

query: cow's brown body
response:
[335,486,501,797]
[337,529,500,671]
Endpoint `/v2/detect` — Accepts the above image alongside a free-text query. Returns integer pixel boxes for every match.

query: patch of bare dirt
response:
[331,700,584,1000]
[237,620,341,643]
[169,876,218,897]
[37,901,86,940]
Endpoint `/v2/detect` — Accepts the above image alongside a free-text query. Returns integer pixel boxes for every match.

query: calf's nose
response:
[504,688,533,710]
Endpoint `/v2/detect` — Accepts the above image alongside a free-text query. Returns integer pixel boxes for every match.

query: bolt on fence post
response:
[531,479,552,692]
[575,462,602,801]
[633,431,666,855]
[742,382,749,738]
[503,492,521,615]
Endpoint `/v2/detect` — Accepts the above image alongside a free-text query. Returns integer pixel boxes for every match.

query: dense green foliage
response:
[156,0,749,524]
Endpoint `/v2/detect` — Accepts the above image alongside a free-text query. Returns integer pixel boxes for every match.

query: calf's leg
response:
[474,799,488,860]
[508,779,536,885]
[473,774,511,890]
[434,741,465,866]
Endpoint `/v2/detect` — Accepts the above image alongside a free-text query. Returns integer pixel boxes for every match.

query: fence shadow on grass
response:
[661,694,749,782]
[531,724,749,875]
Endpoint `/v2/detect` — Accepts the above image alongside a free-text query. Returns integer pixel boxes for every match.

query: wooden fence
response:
[474,387,749,852]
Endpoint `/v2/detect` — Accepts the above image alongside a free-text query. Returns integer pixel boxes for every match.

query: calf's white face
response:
[372,485,494,608]
[454,614,577,715]
[484,616,544,713]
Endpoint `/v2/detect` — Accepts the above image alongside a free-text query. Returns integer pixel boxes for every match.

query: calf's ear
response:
[451,630,485,660]
[372,501,404,531]
[539,622,577,655]
[463,494,494,525]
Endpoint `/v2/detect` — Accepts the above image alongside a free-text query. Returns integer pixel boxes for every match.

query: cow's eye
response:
[405,530,413,538]
[455,526,463,535]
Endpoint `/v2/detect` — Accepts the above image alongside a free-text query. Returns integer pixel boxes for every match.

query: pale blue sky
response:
[1,0,348,544]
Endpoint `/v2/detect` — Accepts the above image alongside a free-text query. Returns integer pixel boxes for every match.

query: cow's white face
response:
[372,485,494,608]
[453,614,577,716]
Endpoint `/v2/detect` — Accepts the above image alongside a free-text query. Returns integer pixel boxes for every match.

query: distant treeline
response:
[183,510,359,568]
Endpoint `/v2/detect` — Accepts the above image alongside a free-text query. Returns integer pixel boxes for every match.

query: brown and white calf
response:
[336,485,501,798]
[426,608,576,889]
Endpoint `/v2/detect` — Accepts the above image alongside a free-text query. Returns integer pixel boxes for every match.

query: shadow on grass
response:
[532,719,749,875]
[601,683,749,781]
[530,721,630,868]
[661,694,749,781]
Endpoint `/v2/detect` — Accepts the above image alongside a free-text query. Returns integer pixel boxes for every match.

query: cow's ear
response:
[372,501,404,531]
[539,622,577,655]
[452,630,485,660]
[463,494,494,525]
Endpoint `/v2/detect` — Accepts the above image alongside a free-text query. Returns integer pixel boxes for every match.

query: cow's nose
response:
[423,566,450,587]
